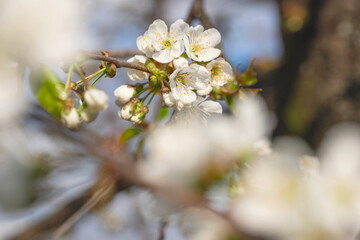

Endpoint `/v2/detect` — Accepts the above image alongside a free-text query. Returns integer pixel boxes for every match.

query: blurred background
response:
[0,0,359,239]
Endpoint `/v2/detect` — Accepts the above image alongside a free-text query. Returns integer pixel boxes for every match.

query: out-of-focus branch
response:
[84,52,150,73]
[186,0,213,29]
[14,108,267,240]
[91,49,143,58]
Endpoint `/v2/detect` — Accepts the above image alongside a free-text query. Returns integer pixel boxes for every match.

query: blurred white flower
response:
[127,55,149,81]
[0,0,86,65]
[232,123,360,240]
[184,25,221,62]
[142,96,274,187]
[0,60,25,127]
[175,96,222,124]
[177,208,233,240]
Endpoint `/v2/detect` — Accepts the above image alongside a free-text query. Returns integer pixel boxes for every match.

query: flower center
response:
[162,39,173,48]
[191,43,202,53]
[211,64,225,82]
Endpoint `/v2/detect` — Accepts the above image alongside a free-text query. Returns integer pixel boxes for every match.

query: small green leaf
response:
[224,95,235,112]
[239,59,257,86]
[157,106,169,121]
[119,128,141,143]
[30,67,66,120]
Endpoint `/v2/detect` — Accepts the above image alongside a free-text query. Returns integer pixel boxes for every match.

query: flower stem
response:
[87,68,106,81]
[147,90,157,106]
[65,64,75,97]
[135,87,150,97]
[91,72,106,86]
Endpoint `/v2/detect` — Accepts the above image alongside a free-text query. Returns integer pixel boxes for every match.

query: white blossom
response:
[84,88,109,112]
[169,67,210,105]
[184,25,221,62]
[127,55,149,81]
[61,108,81,131]
[114,85,136,106]
[206,58,232,86]
[137,19,189,63]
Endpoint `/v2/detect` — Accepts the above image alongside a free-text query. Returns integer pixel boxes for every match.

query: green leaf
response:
[119,128,141,143]
[30,67,66,120]
[224,95,235,112]
[239,59,258,86]
[157,106,169,121]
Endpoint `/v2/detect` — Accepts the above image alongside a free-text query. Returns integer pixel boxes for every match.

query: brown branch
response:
[84,52,150,73]
[186,0,213,29]
[90,49,143,58]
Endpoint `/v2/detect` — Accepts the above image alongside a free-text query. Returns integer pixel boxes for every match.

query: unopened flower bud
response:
[118,97,139,120]
[173,57,188,68]
[84,88,109,112]
[80,106,99,123]
[130,106,149,124]
[161,87,174,107]
[61,108,81,131]
[114,85,136,106]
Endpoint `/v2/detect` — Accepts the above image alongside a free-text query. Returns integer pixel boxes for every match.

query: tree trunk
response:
[261,0,360,148]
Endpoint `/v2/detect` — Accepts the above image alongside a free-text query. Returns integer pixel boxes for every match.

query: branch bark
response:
[84,52,150,73]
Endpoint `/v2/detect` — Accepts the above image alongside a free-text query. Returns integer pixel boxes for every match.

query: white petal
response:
[170,19,189,37]
[185,25,204,36]
[199,100,222,115]
[148,19,168,34]
[197,85,212,96]
[198,28,221,47]
[127,55,149,81]
[153,48,173,63]
[198,48,221,62]
[173,57,188,68]
[170,40,184,58]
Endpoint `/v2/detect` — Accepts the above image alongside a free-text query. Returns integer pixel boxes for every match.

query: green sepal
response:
[238,59,257,86]
[29,66,66,120]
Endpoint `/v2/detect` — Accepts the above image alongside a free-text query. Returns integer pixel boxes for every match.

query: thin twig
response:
[91,49,143,58]
[53,186,112,239]
[85,52,150,73]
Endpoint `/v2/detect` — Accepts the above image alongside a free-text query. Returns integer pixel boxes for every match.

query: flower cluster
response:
[115,19,234,124]
[61,87,109,130]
